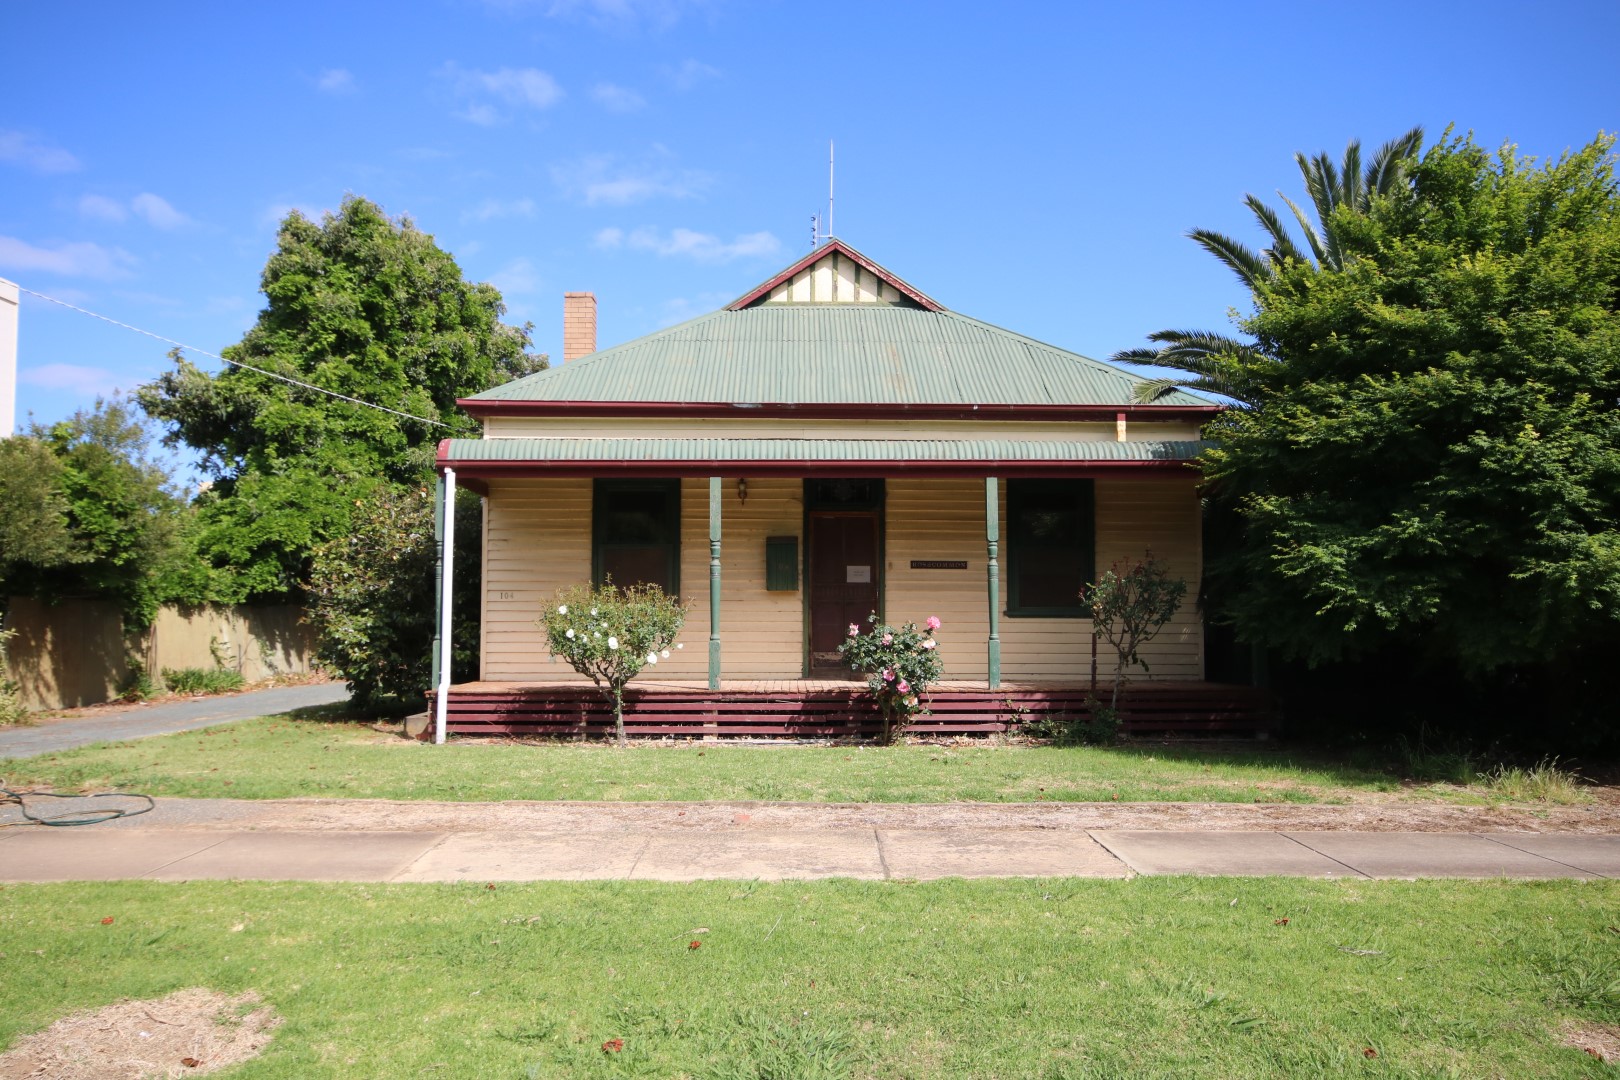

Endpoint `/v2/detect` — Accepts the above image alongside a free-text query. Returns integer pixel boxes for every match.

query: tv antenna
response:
[811,140,834,246]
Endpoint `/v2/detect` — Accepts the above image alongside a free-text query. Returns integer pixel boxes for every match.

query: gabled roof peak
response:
[726,238,944,312]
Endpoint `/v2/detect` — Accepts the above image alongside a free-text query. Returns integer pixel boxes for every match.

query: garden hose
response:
[0,788,155,827]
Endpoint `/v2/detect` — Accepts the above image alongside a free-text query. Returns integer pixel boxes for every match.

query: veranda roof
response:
[437,436,1208,479]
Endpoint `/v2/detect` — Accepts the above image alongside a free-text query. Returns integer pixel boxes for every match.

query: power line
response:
[19,286,450,428]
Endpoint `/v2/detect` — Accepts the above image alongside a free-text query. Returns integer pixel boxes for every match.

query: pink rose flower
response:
[882,668,894,681]
[925,616,941,631]
[897,679,911,693]
[922,639,936,650]
[848,623,859,637]
[882,633,893,645]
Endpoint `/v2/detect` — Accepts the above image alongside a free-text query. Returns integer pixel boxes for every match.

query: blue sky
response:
[4,0,1617,441]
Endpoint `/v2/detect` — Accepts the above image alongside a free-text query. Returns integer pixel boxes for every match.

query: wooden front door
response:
[808,512,881,673]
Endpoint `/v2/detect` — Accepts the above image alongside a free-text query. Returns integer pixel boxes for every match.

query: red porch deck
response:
[433,679,1274,739]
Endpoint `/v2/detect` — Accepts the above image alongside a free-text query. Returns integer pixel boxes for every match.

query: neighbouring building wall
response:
[884,476,1203,683]
[3,598,317,711]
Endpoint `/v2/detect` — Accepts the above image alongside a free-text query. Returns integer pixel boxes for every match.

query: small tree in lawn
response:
[838,613,945,745]
[537,581,687,745]
[1084,552,1188,712]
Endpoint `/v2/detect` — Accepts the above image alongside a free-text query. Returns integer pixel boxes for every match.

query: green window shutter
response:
[765,535,799,591]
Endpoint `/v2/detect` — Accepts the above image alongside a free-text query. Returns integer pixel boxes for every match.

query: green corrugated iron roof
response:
[442,437,1208,463]
[469,305,1208,408]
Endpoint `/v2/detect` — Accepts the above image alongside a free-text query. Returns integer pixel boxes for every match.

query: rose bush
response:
[837,613,944,744]
[537,581,686,744]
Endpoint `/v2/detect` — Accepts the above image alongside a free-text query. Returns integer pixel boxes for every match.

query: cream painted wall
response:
[479,474,1202,684]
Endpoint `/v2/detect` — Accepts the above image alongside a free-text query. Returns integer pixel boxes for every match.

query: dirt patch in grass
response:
[0,988,280,1078]
[180,795,1620,834]
[1561,1020,1620,1063]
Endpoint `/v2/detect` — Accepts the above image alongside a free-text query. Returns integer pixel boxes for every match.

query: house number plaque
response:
[910,560,968,570]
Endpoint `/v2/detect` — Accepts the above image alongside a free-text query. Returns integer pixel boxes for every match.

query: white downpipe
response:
[434,468,456,745]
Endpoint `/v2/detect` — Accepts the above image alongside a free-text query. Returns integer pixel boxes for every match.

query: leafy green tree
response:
[0,436,78,596]
[0,398,213,628]
[1204,132,1620,673]
[138,195,544,600]
[307,485,482,712]
[537,583,688,745]
[1116,128,1424,403]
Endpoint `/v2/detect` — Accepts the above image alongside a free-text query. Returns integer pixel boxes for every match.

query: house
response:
[429,240,1259,740]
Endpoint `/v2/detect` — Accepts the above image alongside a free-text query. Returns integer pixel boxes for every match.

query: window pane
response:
[593,480,680,594]
[1008,479,1092,615]
[601,546,673,593]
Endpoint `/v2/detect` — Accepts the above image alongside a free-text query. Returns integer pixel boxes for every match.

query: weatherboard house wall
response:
[440,240,1217,699]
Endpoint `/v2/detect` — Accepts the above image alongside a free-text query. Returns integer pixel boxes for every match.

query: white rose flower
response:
[607,636,619,650]
[590,608,598,616]
[675,642,684,650]
[648,652,659,664]
[558,604,568,614]
[565,628,575,639]
[660,649,670,659]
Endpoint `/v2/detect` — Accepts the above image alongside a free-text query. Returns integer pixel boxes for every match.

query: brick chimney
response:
[563,291,596,362]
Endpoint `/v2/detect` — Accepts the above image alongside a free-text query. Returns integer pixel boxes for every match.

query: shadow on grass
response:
[1064,741,1410,789]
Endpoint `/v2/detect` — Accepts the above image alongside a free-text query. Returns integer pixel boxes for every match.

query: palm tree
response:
[1117,127,1423,404]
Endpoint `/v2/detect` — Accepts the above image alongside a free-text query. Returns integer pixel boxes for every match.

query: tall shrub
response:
[1084,552,1187,710]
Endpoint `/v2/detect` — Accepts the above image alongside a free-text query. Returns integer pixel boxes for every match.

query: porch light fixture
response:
[737,478,748,505]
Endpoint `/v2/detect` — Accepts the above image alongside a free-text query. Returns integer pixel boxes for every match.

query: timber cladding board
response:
[883,477,1202,682]
[479,475,1202,683]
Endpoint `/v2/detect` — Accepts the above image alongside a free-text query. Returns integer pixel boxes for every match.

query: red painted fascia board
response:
[436,457,1200,480]
[457,399,1223,422]
[723,239,944,311]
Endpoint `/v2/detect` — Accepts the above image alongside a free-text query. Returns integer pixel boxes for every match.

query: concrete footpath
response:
[3,817,1618,882]
[0,683,350,759]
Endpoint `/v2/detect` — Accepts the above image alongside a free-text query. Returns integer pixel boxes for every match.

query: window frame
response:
[591,478,682,596]
[1005,477,1095,618]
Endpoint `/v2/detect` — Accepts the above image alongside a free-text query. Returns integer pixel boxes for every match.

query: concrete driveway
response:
[0,683,351,759]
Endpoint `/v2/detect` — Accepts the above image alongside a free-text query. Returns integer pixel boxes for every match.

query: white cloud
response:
[441,63,563,124]
[0,236,136,279]
[602,226,779,263]
[463,198,538,223]
[20,363,126,397]
[0,131,80,173]
[76,193,189,229]
[316,68,356,94]
[131,193,188,229]
[78,194,128,222]
[488,256,542,296]
[591,82,645,112]
[551,153,710,206]
[664,58,719,90]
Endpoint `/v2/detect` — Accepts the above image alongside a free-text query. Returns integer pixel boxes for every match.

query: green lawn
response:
[1,877,1615,1077]
[0,712,1483,805]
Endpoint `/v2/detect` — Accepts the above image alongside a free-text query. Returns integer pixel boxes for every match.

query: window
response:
[593,479,681,594]
[1006,478,1094,617]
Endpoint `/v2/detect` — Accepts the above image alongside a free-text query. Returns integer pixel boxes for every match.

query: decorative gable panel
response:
[762,250,920,306]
